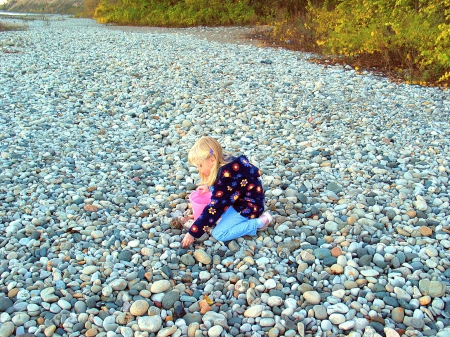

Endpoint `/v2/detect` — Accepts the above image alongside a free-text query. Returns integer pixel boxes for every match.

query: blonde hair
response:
[188,136,229,186]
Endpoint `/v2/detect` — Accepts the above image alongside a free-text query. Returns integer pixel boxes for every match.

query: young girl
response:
[181,136,273,248]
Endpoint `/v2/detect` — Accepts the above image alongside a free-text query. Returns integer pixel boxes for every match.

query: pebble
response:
[0,15,449,337]
[130,300,150,316]
[137,316,163,333]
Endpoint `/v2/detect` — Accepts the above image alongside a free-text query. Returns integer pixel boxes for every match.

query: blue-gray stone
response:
[444,268,450,278]
[183,313,202,325]
[327,182,342,193]
[137,269,145,279]
[314,248,331,259]
[55,280,66,290]
[386,210,396,220]
[228,317,242,325]
[0,298,13,312]
[369,322,385,332]
[356,248,368,257]
[383,296,399,307]
[373,283,385,292]
[358,255,372,267]
[323,256,337,266]
[398,299,414,310]
[298,193,307,203]
[192,290,202,299]
[162,291,180,310]
[86,296,99,308]
[410,262,424,270]
[269,290,285,299]
[160,265,173,279]
[118,250,132,262]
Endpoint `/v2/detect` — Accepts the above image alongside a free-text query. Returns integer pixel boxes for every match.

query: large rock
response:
[130,300,149,316]
[193,249,212,264]
[151,280,171,293]
[138,316,162,333]
[419,280,446,297]
[244,305,264,318]
[203,311,228,329]
[303,291,321,304]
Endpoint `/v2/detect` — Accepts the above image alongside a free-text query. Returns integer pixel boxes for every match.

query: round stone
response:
[137,315,162,332]
[193,250,212,264]
[151,280,171,293]
[130,300,149,316]
[303,291,321,304]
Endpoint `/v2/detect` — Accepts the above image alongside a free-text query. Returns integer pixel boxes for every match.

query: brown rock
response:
[419,296,431,306]
[199,299,212,314]
[8,288,19,298]
[144,271,153,282]
[330,264,344,275]
[169,217,183,229]
[396,227,411,236]
[331,247,342,257]
[87,186,97,192]
[356,279,368,287]
[347,216,357,225]
[406,210,417,218]
[44,325,57,337]
[324,235,334,243]
[391,307,404,323]
[370,315,385,325]
[419,226,432,237]
[84,204,98,212]
[85,328,98,337]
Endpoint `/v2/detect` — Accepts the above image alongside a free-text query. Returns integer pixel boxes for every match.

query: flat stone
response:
[244,305,264,318]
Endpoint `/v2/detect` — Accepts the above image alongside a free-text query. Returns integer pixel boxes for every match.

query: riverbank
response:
[0,17,449,337]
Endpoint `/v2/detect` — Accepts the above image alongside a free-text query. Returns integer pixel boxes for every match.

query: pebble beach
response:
[1,16,450,337]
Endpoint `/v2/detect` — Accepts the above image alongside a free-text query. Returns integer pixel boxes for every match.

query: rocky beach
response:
[0,16,449,337]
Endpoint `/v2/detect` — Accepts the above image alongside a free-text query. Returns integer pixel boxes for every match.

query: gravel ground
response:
[0,16,450,337]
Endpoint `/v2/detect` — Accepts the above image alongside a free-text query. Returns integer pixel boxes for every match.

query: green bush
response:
[91,0,449,86]
[95,0,259,26]
[304,0,450,85]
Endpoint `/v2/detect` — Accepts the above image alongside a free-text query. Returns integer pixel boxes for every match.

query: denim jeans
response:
[211,206,263,242]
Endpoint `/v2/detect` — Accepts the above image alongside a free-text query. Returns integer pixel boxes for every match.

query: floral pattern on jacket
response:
[188,155,265,238]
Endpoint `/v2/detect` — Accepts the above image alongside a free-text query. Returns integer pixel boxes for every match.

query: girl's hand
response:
[197,185,209,194]
[182,233,195,248]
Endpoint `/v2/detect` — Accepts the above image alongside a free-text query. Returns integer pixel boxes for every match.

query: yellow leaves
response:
[438,71,450,83]
[316,40,326,46]
[204,294,214,305]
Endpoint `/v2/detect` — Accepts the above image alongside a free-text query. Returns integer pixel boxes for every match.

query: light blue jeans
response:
[211,206,263,242]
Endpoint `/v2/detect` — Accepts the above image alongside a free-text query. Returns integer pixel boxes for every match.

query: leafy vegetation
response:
[92,0,260,26]
[2,0,447,86]
[267,0,450,86]
[87,0,448,86]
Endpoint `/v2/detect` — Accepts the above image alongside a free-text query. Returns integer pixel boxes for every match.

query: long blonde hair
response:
[188,136,229,186]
